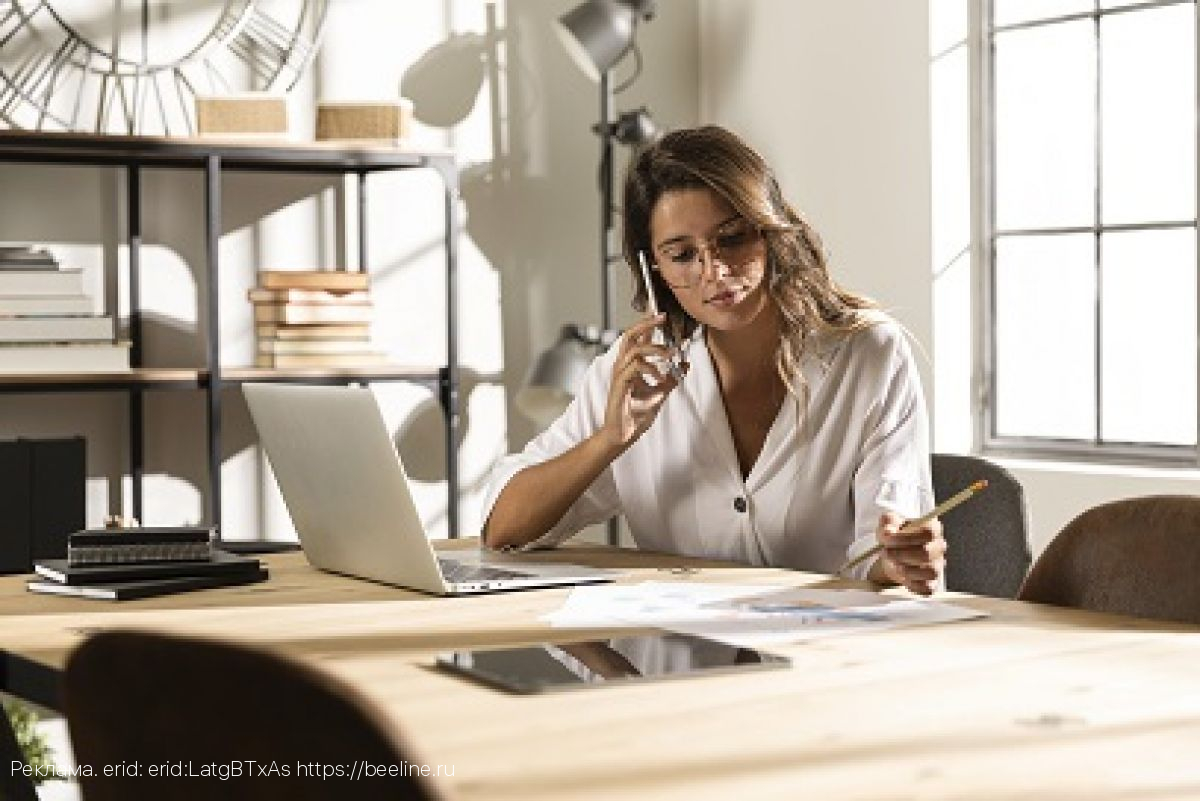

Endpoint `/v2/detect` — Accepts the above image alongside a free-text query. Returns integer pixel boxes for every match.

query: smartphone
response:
[637,250,685,380]
[436,632,790,694]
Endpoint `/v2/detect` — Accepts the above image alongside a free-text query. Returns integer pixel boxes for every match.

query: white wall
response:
[1001,460,1200,554]
[699,0,934,399]
[0,0,699,542]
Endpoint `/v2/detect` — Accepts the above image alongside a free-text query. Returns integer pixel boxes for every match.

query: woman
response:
[482,125,945,595]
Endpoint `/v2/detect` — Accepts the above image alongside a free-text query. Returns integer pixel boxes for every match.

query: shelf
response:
[0,133,460,537]
[221,365,444,385]
[0,130,453,174]
[0,365,445,392]
[0,368,203,392]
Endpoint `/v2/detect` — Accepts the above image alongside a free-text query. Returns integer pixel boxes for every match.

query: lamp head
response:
[612,107,660,145]
[515,324,616,426]
[555,0,657,81]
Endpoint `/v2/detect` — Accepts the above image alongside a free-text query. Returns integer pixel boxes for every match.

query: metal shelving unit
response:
[0,131,461,540]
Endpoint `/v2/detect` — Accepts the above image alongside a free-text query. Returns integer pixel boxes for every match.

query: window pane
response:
[994,22,1096,230]
[993,0,1092,28]
[1100,229,1197,445]
[995,234,1096,440]
[934,251,974,451]
[932,45,970,270]
[931,0,968,55]
[1100,0,1176,8]
[1101,5,1196,225]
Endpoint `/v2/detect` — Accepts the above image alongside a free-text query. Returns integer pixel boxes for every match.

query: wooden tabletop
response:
[2,542,1198,800]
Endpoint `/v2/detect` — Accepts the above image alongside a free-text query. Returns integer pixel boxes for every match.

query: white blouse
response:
[481,319,934,580]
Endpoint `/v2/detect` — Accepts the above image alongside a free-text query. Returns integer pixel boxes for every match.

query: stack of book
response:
[27,527,267,600]
[249,270,385,368]
[0,244,128,372]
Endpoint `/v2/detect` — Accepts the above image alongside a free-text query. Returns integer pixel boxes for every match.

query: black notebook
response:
[67,526,214,566]
[27,568,269,601]
[34,550,260,585]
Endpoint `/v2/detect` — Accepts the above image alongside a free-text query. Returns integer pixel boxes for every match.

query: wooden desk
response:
[2,543,1199,800]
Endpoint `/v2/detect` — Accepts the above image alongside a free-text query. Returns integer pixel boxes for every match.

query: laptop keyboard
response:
[437,558,531,584]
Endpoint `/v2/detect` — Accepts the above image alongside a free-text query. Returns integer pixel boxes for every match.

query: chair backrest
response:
[64,630,451,801]
[1018,495,1200,624]
[0,704,38,801]
[932,453,1032,598]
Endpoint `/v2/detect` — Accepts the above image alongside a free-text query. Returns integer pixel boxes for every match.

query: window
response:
[984,0,1198,461]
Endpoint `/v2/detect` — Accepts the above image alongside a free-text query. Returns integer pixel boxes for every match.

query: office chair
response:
[64,631,451,801]
[1018,495,1200,625]
[932,453,1032,598]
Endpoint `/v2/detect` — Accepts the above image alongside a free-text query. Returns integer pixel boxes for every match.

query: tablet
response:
[436,632,790,693]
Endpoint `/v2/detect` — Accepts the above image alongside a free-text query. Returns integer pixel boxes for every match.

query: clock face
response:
[0,0,328,135]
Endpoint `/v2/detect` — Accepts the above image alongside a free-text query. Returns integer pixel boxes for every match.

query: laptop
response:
[243,383,618,595]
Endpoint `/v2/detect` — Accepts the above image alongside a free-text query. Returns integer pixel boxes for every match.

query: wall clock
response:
[0,0,328,135]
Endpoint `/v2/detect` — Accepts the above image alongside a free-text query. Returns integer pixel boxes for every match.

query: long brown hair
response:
[621,125,878,397]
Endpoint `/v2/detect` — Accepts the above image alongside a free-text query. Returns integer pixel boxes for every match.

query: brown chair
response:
[1018,495,1200,625]
[63,630,451,801]
[0,701,38,801]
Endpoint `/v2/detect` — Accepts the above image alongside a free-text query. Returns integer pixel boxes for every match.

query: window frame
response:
[978,0,1200,466]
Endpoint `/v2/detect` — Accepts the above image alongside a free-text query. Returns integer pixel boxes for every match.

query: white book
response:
[252,303,373,325]
[247,288,371,304]
[0,295,94,315]
[254,351,387,368]
[0,341,130,373]
[0,316,114,342]
[257,338,377,355]
[0,269,84,296]
[255,323,370,341]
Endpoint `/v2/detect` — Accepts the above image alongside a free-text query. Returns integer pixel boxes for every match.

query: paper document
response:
[541,582,791,627]
[541,582,986,647]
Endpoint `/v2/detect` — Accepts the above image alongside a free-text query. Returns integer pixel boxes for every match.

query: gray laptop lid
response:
[243,383,448,594]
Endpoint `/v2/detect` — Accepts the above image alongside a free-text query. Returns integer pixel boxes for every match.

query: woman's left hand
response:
[873,512,947,596]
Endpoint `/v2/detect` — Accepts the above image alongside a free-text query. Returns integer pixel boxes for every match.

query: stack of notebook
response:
[28,527,268,600]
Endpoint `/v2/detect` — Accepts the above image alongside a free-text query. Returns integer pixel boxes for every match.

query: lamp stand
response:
[599,70,614,332]
[598,69,621,548]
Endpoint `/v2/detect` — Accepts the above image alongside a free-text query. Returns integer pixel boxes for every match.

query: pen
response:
[637,250,684,382]
[836,479,989,577]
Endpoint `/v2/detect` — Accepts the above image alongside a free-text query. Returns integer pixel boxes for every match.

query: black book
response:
[69,527,213,546]
[27,568,269,601]
[0,440,32,574]
[35,550,261,585]
[30,437,85,562]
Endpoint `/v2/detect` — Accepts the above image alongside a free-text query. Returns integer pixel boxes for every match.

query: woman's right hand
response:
[484,315,685,551]
[599,314,686,454]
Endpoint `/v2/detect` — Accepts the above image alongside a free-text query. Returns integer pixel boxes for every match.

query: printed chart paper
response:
[541,582,986,647]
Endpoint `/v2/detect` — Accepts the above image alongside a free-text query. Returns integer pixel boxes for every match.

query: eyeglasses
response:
[649,219,763,288]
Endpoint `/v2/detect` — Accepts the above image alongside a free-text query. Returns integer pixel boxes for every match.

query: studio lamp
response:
[519,1,660,426]
[556,0,659,335]
[517,0,659,545]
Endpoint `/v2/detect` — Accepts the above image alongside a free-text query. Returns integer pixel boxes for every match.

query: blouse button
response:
[733,496,748,513]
